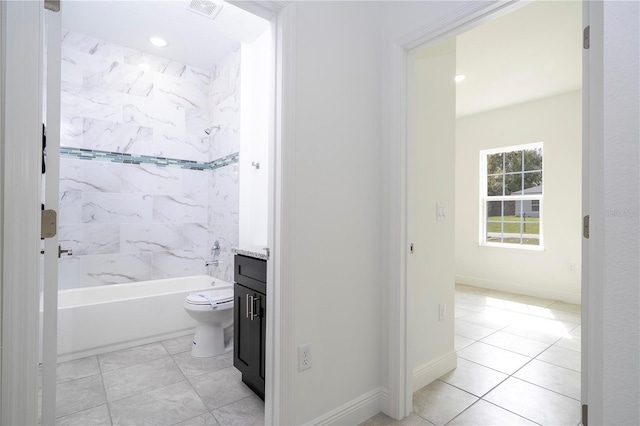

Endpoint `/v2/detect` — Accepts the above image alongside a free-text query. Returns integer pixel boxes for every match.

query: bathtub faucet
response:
[211,240,221,256]
[206,240,222,267]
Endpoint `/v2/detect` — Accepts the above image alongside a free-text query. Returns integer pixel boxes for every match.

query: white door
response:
[41,8,62,426]
[407,39,457,392]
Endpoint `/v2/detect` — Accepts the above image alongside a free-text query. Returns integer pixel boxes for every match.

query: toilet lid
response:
[186,289,233,305]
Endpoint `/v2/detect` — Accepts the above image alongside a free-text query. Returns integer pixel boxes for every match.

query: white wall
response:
[601,2,640,423]
[409,41,456,387]
[282,2,384,424]
[239,29,270,247]
[456,91,582,303]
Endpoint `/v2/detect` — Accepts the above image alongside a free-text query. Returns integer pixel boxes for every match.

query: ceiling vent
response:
[186,0,223,19]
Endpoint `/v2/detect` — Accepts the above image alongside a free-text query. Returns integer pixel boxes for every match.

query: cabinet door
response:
[258,293,266,391]
[234,284,259,377]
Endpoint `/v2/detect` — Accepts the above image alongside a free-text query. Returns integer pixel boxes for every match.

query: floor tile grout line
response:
[470,334,549,357]
[440,397,542,426]
[443,345,577,423]
[475,336,554,358]
[51,362,108,422]
[52,400,107,424]
[104,357,188,406]
[477,398,544,426]
[411,286,582,426]
[450,355,529,378]
[96,353,116,426]
[500,375,583,403]
[175,355,235,382]
[481,328,582,403]
[530,356,582,374]
[106,378,188,406]
[98,345,171,374]
[491,328,565,347]
[53,336,264,425]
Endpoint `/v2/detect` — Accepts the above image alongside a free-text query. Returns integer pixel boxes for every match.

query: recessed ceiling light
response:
[455,74,466,83]
[149,37,168,47]
[138,63,150,70]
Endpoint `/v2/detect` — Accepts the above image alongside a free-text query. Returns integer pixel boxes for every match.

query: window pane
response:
[487,153,503,175]
[505,150,522,173]
[486,200,502,218]
[487,176,503,196]
[503,200,516,217]
[486,201,503,242]
[522,210,540,245]
[505,173,523,195]
[524,147,543,171]
[523,171,542,192]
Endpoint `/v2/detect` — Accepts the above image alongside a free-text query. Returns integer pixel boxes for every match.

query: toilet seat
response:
[186,289,233,306]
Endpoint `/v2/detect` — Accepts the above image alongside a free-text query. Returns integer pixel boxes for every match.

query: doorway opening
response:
[38,2,275,424]
[405,1,584,424]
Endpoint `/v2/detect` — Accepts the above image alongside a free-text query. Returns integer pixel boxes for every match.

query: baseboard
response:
[456,275,581,305]
[307,387,388,426]
[412,350,457,392]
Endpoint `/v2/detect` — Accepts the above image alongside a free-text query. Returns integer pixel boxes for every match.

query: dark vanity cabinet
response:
[233,255,266,400]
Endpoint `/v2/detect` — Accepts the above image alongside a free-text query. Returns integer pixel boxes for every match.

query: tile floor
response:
[44,335,264,426]
[46,285,580,426]
[362,284,582,426]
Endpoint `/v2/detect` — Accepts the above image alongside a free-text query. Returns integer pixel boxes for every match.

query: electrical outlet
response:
[439,303,446,321]
[298,343,312,371]
[568,263,576,273]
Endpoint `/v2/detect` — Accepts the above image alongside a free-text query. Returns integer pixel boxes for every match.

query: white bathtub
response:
[54,275,232,362]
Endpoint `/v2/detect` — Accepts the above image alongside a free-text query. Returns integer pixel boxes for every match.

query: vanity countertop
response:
[232,246,269,261]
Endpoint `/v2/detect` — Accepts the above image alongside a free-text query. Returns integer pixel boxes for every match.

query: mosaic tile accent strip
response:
[59,147,238,171]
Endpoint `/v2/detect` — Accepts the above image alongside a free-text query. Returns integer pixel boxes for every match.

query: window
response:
[480,143,543,248]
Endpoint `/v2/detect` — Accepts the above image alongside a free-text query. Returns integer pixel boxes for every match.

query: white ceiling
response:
[62,1,581,112]
[456,0,583,117]
[61,0,270,71]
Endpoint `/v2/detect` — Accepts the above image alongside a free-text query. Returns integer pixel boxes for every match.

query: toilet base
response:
[191,323,225,358]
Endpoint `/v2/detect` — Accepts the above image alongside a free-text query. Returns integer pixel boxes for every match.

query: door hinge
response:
[44,0,60,12]
[41,209,57,239]
[583,215,590,239]
[582,404,588,426]
[410,243,414,254]
[583,26,590,49]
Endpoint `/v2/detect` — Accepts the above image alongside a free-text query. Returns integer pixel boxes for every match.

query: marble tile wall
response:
[58,30,240,289]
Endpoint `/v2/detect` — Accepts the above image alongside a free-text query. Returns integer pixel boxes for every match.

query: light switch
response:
[436,203,446,221]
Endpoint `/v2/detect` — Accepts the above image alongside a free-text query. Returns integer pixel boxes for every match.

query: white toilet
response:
[183,288,234,358]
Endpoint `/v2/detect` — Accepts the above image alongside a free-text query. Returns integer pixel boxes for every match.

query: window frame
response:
[479,142,544,250]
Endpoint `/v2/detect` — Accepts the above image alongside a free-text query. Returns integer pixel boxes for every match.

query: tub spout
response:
[205,260,219,267]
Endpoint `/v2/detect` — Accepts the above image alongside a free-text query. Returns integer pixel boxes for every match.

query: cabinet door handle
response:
[251,295,259,320]
[246,294,250,319]
[249,295,255,320]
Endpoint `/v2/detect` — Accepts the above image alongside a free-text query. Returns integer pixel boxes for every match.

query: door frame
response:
[40,8,62,425]
[0,2,43,425]
[387,0,604,421]
[227,2,295,423]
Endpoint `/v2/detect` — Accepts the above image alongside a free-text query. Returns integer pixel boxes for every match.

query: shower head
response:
[204,125,221,135]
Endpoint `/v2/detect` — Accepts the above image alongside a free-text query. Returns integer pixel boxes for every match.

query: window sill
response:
[479,242,544,251]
